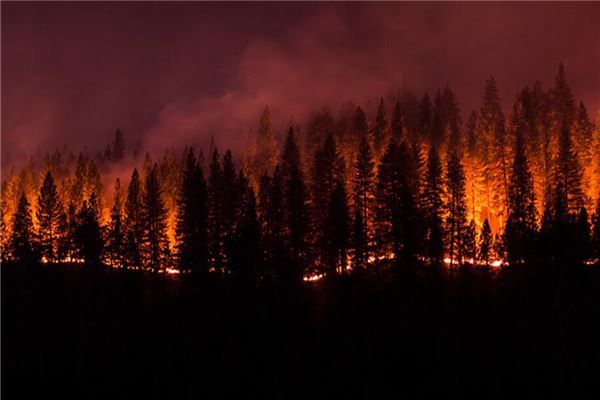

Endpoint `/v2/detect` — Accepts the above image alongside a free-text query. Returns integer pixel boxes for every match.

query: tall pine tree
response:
[141,164,170,270]
[175,148,208,274]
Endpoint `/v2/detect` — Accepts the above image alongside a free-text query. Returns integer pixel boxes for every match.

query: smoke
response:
[2,2,599,171]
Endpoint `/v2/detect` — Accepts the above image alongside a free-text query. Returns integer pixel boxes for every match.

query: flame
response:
[303,273,324,282]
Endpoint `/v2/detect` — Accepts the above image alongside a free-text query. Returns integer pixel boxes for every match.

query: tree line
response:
[2,64,600,284]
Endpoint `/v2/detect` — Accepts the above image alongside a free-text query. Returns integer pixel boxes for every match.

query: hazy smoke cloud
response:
[2,2,599,170]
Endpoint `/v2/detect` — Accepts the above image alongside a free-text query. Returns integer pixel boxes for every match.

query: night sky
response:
[2,2,599,169]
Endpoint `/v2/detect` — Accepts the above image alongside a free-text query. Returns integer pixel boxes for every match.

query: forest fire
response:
[2,63,600,282]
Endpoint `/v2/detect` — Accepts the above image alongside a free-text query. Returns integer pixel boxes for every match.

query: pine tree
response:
[106,179,125,267]
[75,193,103,265]
[375,141,419,267]
[422,144,445,263]
[479,75,508,225]
[37,172,65,262]
[230,171,260,282]
[281,128,309,282]
[353,134,375,262]
[124,169,143,268]
[175,148,208,274]
[445,149,468,266]
[10,192,38,264]
[479,219,492,267]
[505,128,537,264]
[141,164,170,270]
[311,133,344,271]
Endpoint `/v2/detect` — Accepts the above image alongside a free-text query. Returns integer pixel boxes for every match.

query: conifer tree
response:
[479,75,508,224]
[311,133,344,270]
[353,134,375,260]
[141,164,170,270]
[106,179,125,267]
[505,128,537,264]
[37,172,65,262]
[230,170,260,282]
[281,128,309,282]
[175,148,208,274]
[375,141,419,266]
[10,192,38,264]
[75,193,103,265]
[422,144,445,263]
[124,169,143,268]
[445,149,468,266]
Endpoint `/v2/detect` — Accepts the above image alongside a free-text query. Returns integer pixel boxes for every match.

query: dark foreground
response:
[3,263,600,399]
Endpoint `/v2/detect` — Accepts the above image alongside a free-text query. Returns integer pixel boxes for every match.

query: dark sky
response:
[2,2,599,169]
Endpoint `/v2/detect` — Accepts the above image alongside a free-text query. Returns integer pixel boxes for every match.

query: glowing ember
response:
[303,273,325,282]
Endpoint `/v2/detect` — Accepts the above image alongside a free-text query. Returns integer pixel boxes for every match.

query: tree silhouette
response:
[505,128,537,264]
[445,149,468,266]
[230,170,260,282]
[311,133,345,272]
[281,127,309,283]
[106,179,125,267]
[422,144,445,264]
[124,169,143,268]
[353,134,375,264]
[375,140,419,267]
[37,172,65,263]
[141,164,170,270]
[10,192,38,264]
[75,193,103,265]
[175,148,208,274]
